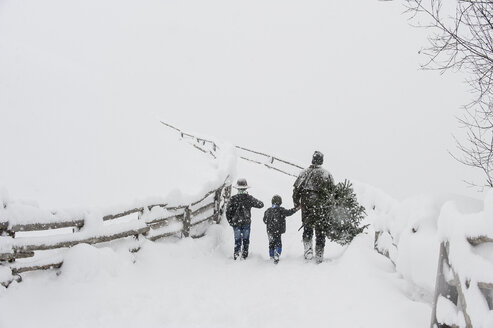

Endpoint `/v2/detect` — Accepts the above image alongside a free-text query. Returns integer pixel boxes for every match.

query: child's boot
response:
[274,246,282,264]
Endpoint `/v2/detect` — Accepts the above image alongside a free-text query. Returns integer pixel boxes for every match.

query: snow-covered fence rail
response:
[235,146,303,178]
[372,195,493,328]
[430,237,493,328]
[160,121,304,178]
[0,181,232,287]
[373,230,397,266]
[429,194,493,328]
[160,121,219,159]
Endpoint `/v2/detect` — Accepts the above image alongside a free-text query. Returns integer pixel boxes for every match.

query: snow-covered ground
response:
[0,158,431,328]
[1,0,492,326]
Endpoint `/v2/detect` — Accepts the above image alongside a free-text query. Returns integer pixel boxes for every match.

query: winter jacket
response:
[263,206,297,235]
[293,165,334,207]
[292,164,335,225]
[226,193,264,227]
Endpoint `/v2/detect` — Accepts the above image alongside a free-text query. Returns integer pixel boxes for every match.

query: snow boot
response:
[234,252,239,260]
[304,241,313,260]
[241,243,249,260]
[315,245,324,264]
[273,247,282,264]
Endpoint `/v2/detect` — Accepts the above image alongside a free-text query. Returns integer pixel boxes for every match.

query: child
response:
[226,178,264,260]
[263,195,298,264]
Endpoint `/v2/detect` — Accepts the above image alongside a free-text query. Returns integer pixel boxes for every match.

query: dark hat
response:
[272,195,282,205]
[312,151,324,165]
[234,178,250,190]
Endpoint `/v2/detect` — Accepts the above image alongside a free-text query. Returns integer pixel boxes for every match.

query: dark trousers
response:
[302,224,326,249]
[301,203,327,249]
[233,225,250,256]
[267,232,282,258]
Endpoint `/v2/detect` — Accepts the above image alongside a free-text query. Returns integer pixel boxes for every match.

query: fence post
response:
[222,185,232,216]
[182,207,191,237]
[374,231,382,251]
[430,242,459,328]
[213,188,222,224]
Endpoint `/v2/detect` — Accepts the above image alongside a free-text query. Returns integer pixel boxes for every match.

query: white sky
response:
[0,0,484,206]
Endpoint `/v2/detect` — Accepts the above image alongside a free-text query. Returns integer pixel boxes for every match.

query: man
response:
[226,178,264,260]
[292,151,335,263]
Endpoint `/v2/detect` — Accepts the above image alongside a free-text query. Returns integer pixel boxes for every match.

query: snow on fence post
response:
[217,184,232,223]
[430,241,461,328]
[213,188,222,224]
[0,221,8,234]
[429,194,493,328]
[182,207,192,237]
[374,231,382,253]
[373,230,397,266]
[223,184,231,215]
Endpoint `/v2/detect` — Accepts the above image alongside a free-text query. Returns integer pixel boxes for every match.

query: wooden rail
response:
[10,220,86,233]
[0,180,232,287]
[160,121,304,178]
[235,145,304,170]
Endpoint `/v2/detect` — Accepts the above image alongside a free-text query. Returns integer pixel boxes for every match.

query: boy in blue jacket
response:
[263,195,298,264]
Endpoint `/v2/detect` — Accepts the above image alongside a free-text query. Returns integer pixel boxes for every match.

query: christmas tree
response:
[324,179,367,245]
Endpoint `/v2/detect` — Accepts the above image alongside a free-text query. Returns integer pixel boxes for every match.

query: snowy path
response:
[0,160,430,328]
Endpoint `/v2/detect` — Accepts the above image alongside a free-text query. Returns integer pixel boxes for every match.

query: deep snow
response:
[0,0,492,326]
[1,129,492,327]
[0,159,431,328]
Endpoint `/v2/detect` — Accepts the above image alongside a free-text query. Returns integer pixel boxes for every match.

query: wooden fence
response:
[430,237,493,328]
[0,181,232,287]
[160,121,304,178]
[374,229,493,328]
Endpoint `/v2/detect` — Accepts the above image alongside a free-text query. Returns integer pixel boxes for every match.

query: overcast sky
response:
[0,0,484,206]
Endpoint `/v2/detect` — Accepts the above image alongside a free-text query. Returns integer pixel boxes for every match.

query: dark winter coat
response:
[263,206,297,235]
[226,193,264,227]
[292,164,335,226]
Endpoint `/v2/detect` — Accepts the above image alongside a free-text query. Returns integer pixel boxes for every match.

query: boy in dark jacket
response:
[226,178,264,260]
[263,195,298,264]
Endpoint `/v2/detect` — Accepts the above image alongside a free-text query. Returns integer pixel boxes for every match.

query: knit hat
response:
[272,195,282,206]
[312,151,324,165]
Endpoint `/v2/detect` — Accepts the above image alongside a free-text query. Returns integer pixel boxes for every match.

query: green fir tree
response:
[324,179,367,245]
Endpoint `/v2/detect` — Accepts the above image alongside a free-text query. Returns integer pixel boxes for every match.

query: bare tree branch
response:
[403,0,493,188]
